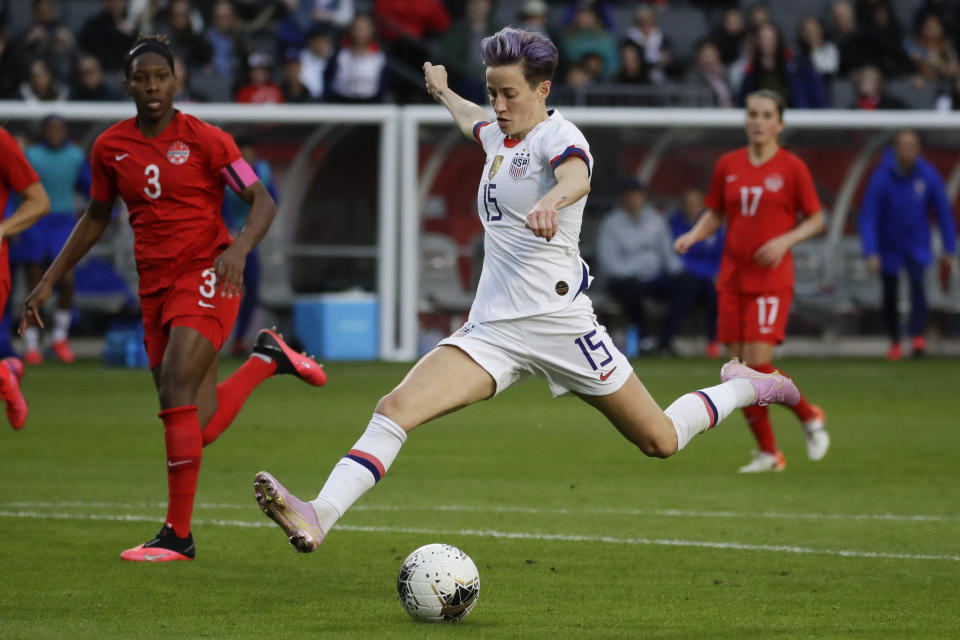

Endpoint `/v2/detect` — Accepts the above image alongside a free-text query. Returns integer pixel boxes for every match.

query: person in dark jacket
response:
[859,130,959,359]
[739,23,826,108]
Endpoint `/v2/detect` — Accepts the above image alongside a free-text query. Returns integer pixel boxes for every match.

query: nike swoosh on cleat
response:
[143,552,169,560]
[599,367,617,381]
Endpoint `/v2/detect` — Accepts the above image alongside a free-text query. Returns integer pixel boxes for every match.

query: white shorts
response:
[438,295,632,398]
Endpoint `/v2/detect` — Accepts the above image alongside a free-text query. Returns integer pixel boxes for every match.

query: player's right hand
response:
[674,232,696,254]
[423,62,447,101]
[20,281,53,334]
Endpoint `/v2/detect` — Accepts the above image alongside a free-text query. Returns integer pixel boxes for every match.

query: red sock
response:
[753,362,817,422]
[743,405,777,454]
[160,405,202,537]
[201,356,276,446]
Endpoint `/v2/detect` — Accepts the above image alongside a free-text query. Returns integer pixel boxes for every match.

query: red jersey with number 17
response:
[89,111,239,295]
[704,147,821,293]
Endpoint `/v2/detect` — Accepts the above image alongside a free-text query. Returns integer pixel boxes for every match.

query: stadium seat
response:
[892,0,925,31]
[418,233,475,316]
[192,68,234,102]
[830,79,854,109]
[658,8,708,63]
[886,78,938,110]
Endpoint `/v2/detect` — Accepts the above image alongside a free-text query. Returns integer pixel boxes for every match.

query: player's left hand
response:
[525,200,559,242]
[213,245,247,298]
[754,236,790,267]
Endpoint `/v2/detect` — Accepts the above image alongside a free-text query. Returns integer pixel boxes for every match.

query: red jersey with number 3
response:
[89,111,239,295]
[704,147,821,293]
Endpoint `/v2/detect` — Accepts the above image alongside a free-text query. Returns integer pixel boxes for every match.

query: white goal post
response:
[3,102,960,361]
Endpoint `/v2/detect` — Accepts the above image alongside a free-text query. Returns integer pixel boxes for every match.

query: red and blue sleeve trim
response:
[550,146,591,175]
[345,449,386,482]
[473,121,490,144]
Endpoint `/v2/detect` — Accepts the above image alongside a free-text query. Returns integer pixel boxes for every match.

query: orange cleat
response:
[887,344,903,361]
[253,328,327,387]
[120,525,195,562]
[911,335,926,357]
[705,341,721,359]
[51,339,75,363]
[23,349,42,366]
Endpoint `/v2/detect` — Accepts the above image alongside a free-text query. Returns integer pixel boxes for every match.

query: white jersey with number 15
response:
[470,109,594,324]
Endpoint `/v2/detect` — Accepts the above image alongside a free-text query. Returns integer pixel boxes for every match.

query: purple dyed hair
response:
[480,27,558,87]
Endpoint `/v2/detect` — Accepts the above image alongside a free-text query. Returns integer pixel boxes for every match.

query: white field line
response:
[1,500,958,523]
[0,509,957,563]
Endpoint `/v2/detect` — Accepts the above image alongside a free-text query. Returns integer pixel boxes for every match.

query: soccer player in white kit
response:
[253,27,802,553]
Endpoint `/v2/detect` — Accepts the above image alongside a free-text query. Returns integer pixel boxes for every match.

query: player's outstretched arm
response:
[213,180,276,298]
[754,210,825,267]
[423,62,490,140]
[674,208,723,254]
[525,157,590,242]
[0,181,49,238]
[20,198,113,332]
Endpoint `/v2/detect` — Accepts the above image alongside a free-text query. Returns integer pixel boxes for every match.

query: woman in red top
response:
[20,36,327,561]
[675,89,830,473]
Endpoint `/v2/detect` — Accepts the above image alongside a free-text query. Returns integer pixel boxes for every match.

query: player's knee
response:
[374,392,407,426]
[637,437,676,459]
[157,368,197,409]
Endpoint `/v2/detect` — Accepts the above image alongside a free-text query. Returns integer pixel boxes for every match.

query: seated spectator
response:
[560,0,615,33]
[78,0,136,73]
[205,0,246,78]
[625,5,676,84]
[670,188,724,359]
[830,0,866,76]
[293,0,355,31]
[710,8,746,66]
[614,41,649,85]
[912,0,959,39]
[851,64,906,108]
[687,39,733,107]
[235,51,284,103]
[372,0,449,103]
[905,13,959,86]
[441,0,500,103]
[232,0,290,36]
[565,62,595,90]
[517,0,551,37]
[798,16,840,83]
[20,57,66,102]
[739,23,826,108]
[154,0,213,70]
[70,55,120,101]
[324,13,387,103]
[14,0,75,81]
[563,4,618,82]
[854,0,914,77]
[596,179,695,357]
[172,54,210,102]
[299,23,333,99]
[280,51,312,102]
[746,3,772,30]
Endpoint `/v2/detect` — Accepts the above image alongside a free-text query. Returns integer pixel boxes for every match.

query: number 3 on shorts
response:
[199,268,217,298]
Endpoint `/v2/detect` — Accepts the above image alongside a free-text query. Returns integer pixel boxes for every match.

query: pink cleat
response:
[253,329,327,387]
[23,349,42,366]
[0,357,28,430]
[720,358,800,407]
[254,471,325,553]
[52,339,75,363]
[120,525,195,562]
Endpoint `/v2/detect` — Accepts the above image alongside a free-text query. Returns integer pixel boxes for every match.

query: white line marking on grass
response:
[2,500,957,524]
[0,510,956,563]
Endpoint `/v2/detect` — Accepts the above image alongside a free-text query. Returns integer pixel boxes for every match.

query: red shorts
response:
[140,266,241,369]
[717,288,793,345]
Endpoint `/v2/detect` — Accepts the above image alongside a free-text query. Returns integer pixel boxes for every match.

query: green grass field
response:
[1,356,958,639]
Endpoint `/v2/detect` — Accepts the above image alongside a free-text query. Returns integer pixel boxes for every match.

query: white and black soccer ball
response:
[397,543,480,622]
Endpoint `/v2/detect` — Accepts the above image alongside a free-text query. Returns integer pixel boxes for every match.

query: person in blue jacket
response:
[859,129,959,360]
[670,188,725,358]
[16,115,89,365]
[222,133,279,355]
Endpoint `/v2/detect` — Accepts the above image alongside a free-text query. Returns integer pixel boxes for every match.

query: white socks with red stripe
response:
[665,379,755,451]
[310,413,407,532]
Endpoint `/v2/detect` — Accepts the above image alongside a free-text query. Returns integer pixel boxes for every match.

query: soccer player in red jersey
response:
[20,36,327,561]
[675,90,830,473]
[0,127,50,429]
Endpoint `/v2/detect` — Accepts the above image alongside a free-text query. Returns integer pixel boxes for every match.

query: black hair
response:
[124,35,175,78]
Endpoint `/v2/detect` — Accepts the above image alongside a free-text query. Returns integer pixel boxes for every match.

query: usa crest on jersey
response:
[509,152,530,180]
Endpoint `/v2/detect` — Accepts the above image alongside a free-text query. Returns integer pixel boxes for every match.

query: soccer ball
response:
[396,543,480,622]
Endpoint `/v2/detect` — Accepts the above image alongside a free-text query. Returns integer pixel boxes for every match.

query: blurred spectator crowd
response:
[2,0,960,109]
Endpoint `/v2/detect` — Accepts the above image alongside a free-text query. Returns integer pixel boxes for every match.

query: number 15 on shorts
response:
[575,329,613,370]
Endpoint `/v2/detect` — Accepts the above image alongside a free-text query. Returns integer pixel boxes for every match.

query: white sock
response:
[665,379,755,451]
[52,310,71,342]
[311,413,407,532]
[24,327,39,352]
